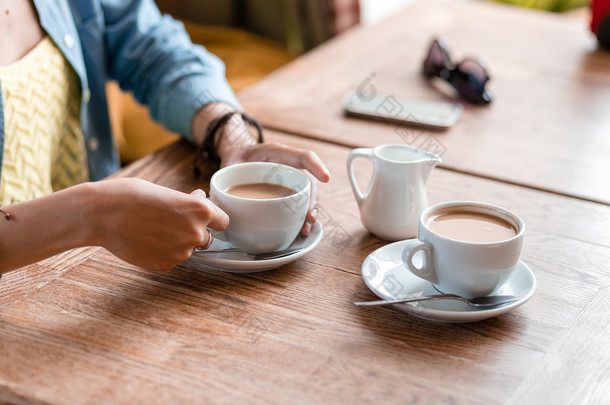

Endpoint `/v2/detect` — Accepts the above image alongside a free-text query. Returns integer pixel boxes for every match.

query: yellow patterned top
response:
[0,36,89,205]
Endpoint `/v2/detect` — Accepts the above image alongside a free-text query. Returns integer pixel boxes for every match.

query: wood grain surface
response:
[1,131,608,404]
[238,0,610,205]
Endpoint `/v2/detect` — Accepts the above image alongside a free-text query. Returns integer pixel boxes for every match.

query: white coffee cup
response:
[209,162,310,254]
[401,201,525,298]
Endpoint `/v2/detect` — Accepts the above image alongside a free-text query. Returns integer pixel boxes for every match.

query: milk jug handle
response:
[347,148,376,205]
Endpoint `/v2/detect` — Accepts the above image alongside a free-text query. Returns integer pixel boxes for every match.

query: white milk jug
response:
[347,144,441,240]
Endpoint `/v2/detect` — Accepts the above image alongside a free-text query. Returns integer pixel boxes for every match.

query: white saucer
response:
[361,239,536,323]
[188,222,323,273]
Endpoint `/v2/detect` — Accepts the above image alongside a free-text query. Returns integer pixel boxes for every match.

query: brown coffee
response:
[427,211,517,242]
[225,182,297,199]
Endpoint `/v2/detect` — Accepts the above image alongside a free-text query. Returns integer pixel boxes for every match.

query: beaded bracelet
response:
[193,111,264,177]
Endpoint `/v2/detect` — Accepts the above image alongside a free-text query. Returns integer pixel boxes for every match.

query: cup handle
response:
[401,240,436,283]
[347,148,375,206]
[210,228,227,242]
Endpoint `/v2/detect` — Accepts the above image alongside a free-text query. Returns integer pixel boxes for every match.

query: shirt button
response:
[63,34,74,48]
[87,137,99,151]
[83,88,91,103]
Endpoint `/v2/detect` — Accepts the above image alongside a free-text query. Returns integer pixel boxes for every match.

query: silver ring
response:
[204,232,214,249]
[195,232,214,252]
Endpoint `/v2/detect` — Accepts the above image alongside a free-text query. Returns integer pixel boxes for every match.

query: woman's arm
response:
[0,178,228,274]
[99,0,240,139]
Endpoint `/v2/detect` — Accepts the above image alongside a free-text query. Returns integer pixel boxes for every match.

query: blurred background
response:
[108,0,589,164]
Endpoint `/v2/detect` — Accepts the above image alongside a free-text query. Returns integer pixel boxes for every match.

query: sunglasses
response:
[422,38,492,105]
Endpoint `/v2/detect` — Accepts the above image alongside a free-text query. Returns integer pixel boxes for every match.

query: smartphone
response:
[343,91,463,129]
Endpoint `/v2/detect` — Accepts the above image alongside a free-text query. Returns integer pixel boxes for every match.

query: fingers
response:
[245,143,331,183]
[203,201,229,231]
[298,148,331,183]
[190,189,229,231]
[306,205,320,226]
[300,172,320,236]
[195,230,214,250]
[300,207,319,236]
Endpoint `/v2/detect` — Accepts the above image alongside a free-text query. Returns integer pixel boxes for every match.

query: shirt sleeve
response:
[101,0,241,140]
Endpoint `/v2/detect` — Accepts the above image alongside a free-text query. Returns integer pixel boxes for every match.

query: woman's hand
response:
[89,178,229,270]
[0,179,229,273]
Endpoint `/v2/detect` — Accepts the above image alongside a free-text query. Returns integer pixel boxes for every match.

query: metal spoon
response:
[354,294,520,308]
[193,247,303,260]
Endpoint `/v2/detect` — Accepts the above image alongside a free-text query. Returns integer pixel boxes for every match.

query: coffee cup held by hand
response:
[402,201,525,298]
[210,162,310,254]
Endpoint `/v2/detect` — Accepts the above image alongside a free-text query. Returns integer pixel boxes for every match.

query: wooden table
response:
[238,0,610,205]
[1,131,609,404]
[2,1,610,403]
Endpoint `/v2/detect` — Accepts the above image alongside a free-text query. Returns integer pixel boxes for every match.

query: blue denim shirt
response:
[0,0,240,181]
